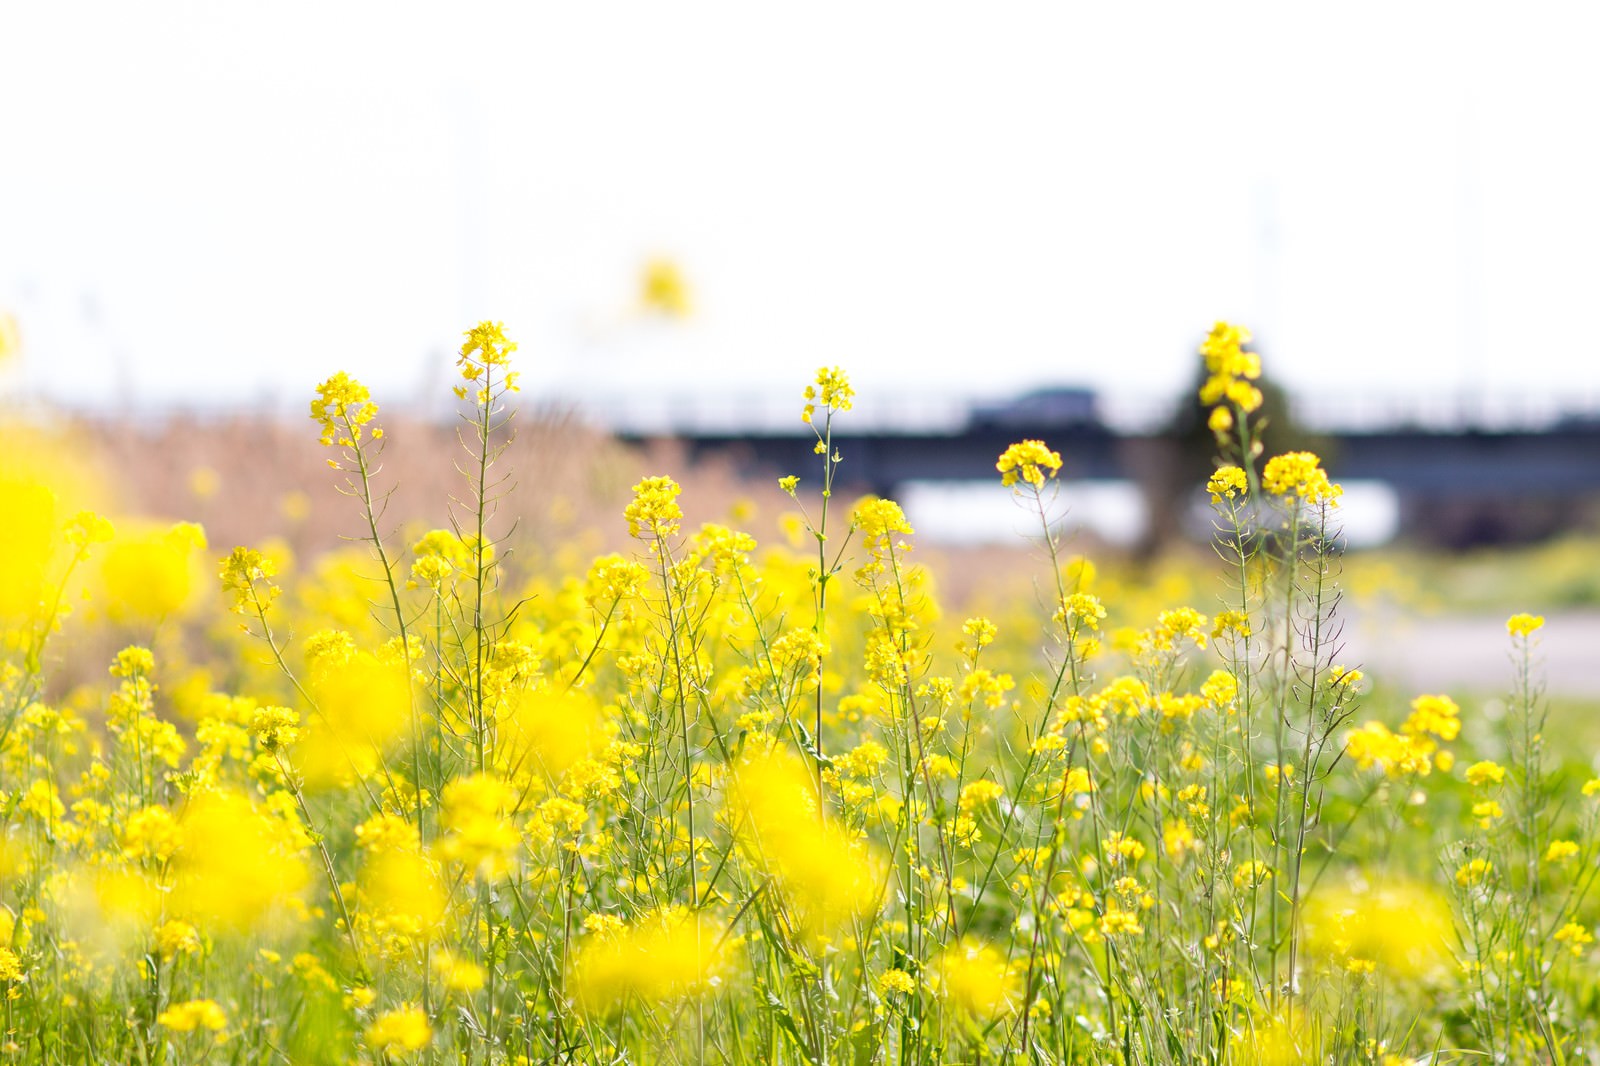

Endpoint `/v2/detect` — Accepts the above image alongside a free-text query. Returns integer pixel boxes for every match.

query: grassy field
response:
[0,322,1597,1064]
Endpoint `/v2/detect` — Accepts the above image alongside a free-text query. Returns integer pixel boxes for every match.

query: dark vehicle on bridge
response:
[969,387,1101,430]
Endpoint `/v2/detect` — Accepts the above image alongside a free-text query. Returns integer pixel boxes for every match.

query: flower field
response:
[1,320,1597,1065]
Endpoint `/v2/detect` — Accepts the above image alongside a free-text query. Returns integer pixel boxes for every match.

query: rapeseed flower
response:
[996,439,1062,489]
[157,999,227,1033]
[931,941,1019,1017]
[1261,451,1341,505]
[571,906,727,1012]
[1506,612,1545,637]
[365,1006,432,1053]
[310,372,380,447]
[624,476,683,540]
[802,366,853,423]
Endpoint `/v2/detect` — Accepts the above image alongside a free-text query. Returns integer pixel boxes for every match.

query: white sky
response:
[4,2,1600,419]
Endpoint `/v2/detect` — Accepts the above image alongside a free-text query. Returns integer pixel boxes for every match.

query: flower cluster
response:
[309,371,380,447]
[996,439,1063,489]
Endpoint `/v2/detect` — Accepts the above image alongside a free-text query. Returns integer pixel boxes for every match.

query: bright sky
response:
[5,2,1600,419]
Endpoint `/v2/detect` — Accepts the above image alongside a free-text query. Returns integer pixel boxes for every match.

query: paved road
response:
[1340,609,1600,699]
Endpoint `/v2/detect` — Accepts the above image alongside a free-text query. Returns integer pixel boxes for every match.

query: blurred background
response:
[3,1,1600,690]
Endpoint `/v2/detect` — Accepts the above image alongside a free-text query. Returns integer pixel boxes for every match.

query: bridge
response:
[576,389,1600,546]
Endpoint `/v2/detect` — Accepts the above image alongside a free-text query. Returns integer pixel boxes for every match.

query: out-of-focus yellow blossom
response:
[310,372,380,447]
[1464,760,1506,787]
[1212,609,1251,639]
[802,366,854,423]
[170,790,310,933]
[1103,831,1146,864]
[157,999,227,1033]
[1198,321,1263,436]
[996,439,1062,489]
[624,476,683,540]
[0,948,24,983]
[0,311,19,361]
[571,906,727,1012]
[1343,722,1432,777]
[153,920,200,959]
[1470,800,1503,828]
[1328,664,1363,689]
[1554,922,1594,956]
[440,773,521,880]
[1455,858,1493,888]
[640,257,691,317]
[1234,861,1271,890]
[300,651,410,785]
[1402,694,1461,742]
[501,687,603,783]
[1304,881,1451,977]
[431,950,487,992]
[1544,839,1580,864]
[931,941,1018,1017]
[728,747,883,926]
[1207,465,1249,503]
[100,522,208,623]
[962,616,997,648]
[1261,452,1341,505]
[365,1006,432,1053]
[1233,1015,1309,1066]
[1506,612,1545,637]
[958,779,1006,812]
[359,846,447,935]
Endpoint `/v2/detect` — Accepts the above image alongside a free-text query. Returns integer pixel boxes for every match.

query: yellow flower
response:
[802,366,854,423]
[571,906,727,1012]
[157,999,227,1033]
[460,316,515,371]
[1470,800,1503,828]
[1303,880,1451,977]
[1544,839,1579,864]
[431,950,487,992]
[640,258,691,317]
[440,773,520,881]
[878,968,916,996]
[624,476,683,540]
[1554,921,1594,956]
[1506,613,1545,637]
[931,941,1018,1016]
[365,1006,432,1053]
[1261,451,1341,505]
[251,706,299,752]
[100,522,208,623]
[727,748,883,926]
[310,371,379,447]
[1455,858,1493,887]
[1402,694,1461,742]
[153,920,201,959]
[996,439,1063,489]
[1206,465,1248,503]
[219,545,279,616]
[0,948,23,983]
[1464,761,1506,787]
[1233,861,1271,890]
